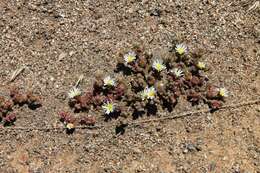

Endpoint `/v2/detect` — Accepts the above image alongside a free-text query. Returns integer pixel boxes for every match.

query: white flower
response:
[103,76,116,87]
[140,90,147,100]
[68,87,81,99]
[124,51,136,64]
[197,62,206,70]
[218,87,228,97]
[152,59,166,72]
[141,86,156,100]
[102,101,115,114]
[66,123,75,130]
[171,68,183,78]
[175,44,188,55]
[146,87,156,99]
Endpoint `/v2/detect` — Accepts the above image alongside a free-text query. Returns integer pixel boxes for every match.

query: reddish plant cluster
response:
[114,46,226,117]
[58,111,96,133]
[60,44,227,131]
[10,88,42,109]
[206,85,224,110]
[0,96,15,126]
[69,81,126,111]
[0,87,42,126]
[58,111,96,126]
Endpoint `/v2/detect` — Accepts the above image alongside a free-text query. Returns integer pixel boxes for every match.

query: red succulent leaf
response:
[138,57,147,68]
[93,79,103,95]
[187,90,201,103]
[58,111,75,123]
[206,85,219,99]
[190,76,202,86]
[58,111,70,122]
[92,95,105,106]
[79,116,96,126]
[209,100,222,110]
[106,94,115,102]
[170,95,177,105]
[26,92,42,106]
[76,92,93,109]
[4,113,16,123]
[12,93,28,105]
[1,100,13,111]
[114,83,126,99]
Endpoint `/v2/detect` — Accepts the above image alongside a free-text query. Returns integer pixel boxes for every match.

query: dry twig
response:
[9,65,26,82]
[247,1,259,13]
[74,74,84,87]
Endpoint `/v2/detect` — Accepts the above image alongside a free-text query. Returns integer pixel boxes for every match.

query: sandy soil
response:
[0,0,259,172]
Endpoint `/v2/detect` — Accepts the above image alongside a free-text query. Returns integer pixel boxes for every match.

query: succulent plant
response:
[79,116,96,126]
[60,43,228,131]
[58,111,75,124]
[3,113,16,126]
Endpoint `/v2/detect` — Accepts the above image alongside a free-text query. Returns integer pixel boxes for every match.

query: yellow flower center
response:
[197,62,205,69]
[147,91,155,98]
[107,80,113,85]
[148,92,155,98]
[176,47,185,55]
[219,89,225,97]
[155,63,164,71]
[104,78,115,86]
[106,104,114,112]
[127,55,136,63]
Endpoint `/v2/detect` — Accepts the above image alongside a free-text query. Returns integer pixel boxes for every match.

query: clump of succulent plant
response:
[0,97,16,126]
[204,85,228,110]
[61,43,229,132]
[0,87,42,126]
[113,44,228,116]
[9,87,42,109]
[79,115,96,126]
[3,113,16,126]
[0,96,13,115]
[66,69,128,122]
[58,111,75,124]
[68,90,93,111]
[58,111,96,134]
[187,89,203,105]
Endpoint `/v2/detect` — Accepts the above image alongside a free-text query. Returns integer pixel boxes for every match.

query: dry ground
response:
[0,0,260,172]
